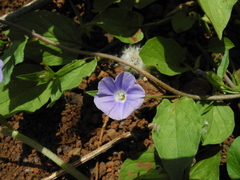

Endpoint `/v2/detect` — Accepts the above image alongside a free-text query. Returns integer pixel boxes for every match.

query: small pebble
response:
[23,157,28,163]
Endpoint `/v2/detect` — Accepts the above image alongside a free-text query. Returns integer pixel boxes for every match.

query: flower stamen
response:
[115,90,127,102]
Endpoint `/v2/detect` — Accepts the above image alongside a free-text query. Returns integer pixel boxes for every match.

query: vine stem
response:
[1,19,240,100]
[0,126,89,180]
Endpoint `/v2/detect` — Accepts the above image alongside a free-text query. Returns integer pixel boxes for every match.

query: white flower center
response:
[114,90,127,102]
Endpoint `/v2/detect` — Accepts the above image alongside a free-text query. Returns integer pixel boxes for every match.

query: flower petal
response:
[94,71,146,120]
[114,72,136,91]
[127,83,145,97]
[107,102,134,120]
[94,94,116,114]
[98,76,118,95]
[127,94,145,109]
[0,60,3,83]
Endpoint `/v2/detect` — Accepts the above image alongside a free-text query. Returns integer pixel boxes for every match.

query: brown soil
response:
[0,0,239,180]
[0,0,33,16]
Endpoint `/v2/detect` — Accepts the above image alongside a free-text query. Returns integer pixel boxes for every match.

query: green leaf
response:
[118,0,136,10]
[208,37,235,53]
[201,102,234,145]
[16,67,55,85]
[234,85,240,91]
[56,59,97,91]
[227,136,240,179]
[50,59,97,106]
[140,36,187,76]
[204,71,232,92]
[197,0,238,39]
[189,152,220,180]
[1,36,28,85]
[93,0,116,12]
[172,11,195,33]
[8,10,83,66]
[117,0,157,10]
[233,69,240,86]
[134,0,157,9]
[48,77,62,107]
[90,8,143,37]
[0,64,52,117]
[136,169,170,180]
[86,90,98,96]
[196,101,214,115]
[119,147,157,180]
[113,29,144,44]
[152,97,202,180]
[217,50,229,78]
[0,40,10,47]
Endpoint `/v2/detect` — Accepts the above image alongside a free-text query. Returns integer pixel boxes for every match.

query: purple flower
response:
[0,60,3,83]
[94,72,145,120]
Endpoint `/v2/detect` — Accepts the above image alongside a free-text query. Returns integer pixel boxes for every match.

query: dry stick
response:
[95,115,109,180]
[0,0,52,27]
[1,19,240,100]
[42,123,154,180]
[165,1,197,17]
[42,132,129,179]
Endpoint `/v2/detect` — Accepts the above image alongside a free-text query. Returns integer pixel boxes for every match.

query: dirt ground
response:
[0,0,239,180]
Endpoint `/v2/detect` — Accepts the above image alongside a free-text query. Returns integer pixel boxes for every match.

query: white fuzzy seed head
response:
[120,45,146,77]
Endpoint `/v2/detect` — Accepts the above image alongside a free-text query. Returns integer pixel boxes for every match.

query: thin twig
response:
[0,0,52,27]
[0,19,240,100]
[95,115,109,180]
[224,74,236,89]
[195,43,236,90]
[41,123,154,180]
[42,131,130,179]
[0,126,89,180]
[165,1,197,17]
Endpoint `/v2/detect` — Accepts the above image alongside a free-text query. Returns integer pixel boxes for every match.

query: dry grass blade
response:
[42,123,153,180]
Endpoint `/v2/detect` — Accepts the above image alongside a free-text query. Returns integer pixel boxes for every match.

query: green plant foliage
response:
[90,8,143,38]
[217,50,229,78]
[1,36,28,85]
[1,1,240,179]
[134,0,157,9]
[56,59,97,92]
[93,0,116,12]
[0,64,52,117]
[117,0,136,10]
[49,58,97,106]
[227,136,240,179]
[7,10,83,66]
[0,115,13,129]
[140,36,188,76]
[208,37,235,53]
[196,101,214,115]
[85,90,98,97]
[197,0,238,39]
[119,146,158,180]
[201,102,234,145]
[0,59,97,116]
[189,152,220,180]
[16,67,55,85]
[171,11,195,33]
[113,29,143,44]
[233,69,240,86]
[136,169,170,180]
[0,40,10,47]
[204,71,236,93]
[152,97,202,180]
